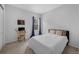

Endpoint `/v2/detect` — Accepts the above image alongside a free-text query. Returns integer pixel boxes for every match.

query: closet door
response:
[0,6,3,50]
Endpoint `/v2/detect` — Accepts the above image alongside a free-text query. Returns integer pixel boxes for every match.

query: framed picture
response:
[17,20,25,25]
[18,27,25,31]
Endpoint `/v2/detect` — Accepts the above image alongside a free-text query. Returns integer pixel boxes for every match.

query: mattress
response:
[28,33,68,54]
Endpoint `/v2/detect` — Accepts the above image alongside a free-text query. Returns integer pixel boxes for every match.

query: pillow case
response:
[49,29,56,34]
[56,30,63,36]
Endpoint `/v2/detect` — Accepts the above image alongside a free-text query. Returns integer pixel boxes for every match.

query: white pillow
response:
[56,30,63,36]
[50,30,56,34]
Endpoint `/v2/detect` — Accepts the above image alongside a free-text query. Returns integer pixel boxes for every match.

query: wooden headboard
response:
[48,29,69,45]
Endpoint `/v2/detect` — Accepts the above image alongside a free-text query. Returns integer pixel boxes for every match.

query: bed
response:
[28,29,69,54]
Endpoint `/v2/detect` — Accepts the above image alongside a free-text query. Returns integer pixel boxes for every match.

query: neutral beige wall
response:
[42,4,79,48]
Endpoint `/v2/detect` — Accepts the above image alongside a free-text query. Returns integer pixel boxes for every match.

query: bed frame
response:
[48,29,69,45]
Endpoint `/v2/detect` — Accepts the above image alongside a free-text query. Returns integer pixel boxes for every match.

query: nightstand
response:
[17,30,26,41]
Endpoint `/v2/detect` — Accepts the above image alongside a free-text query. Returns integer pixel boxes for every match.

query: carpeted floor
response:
[0,41,28,54]
[63,45,79,54]
[0,41,79,54]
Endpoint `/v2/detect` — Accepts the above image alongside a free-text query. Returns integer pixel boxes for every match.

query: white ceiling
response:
[11,4,63,14]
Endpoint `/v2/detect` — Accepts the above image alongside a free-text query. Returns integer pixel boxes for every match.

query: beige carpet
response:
[0,41,79,54]
[25,47,34,54]
[63,45,79,54]
[0,41,28,54]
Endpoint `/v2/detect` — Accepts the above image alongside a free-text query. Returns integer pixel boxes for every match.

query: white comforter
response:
[28,33,68,54]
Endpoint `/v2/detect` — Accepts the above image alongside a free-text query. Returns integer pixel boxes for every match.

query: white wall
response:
[5,5,40,44]
[42,4,79,48]
[0,6,3,50]
[2,5,5,46]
